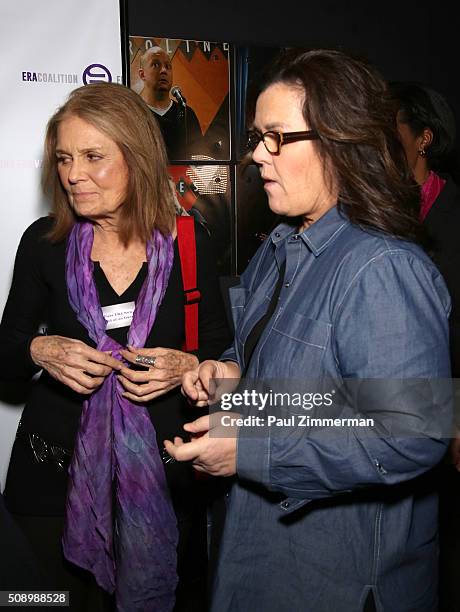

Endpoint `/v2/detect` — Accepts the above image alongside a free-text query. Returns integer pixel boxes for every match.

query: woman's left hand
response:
[118,346,199,402]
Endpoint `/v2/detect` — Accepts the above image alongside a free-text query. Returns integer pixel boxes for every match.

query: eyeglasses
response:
[246,129,319,155]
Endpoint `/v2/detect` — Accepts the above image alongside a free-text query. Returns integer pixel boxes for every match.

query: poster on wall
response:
[169,164,232,275]
[124,7,283,275]
[129,36,231,162]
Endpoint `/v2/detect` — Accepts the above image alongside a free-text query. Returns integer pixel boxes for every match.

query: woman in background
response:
[391,81,460,375]
[391,81,460,612]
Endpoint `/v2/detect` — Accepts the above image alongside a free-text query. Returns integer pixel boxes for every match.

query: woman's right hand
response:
[182,360,241,407]
[30,335,122,394]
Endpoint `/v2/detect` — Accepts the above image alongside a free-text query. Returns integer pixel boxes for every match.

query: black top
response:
[151,101,203,161]
[424,176,460,378]
[243,261,285,370]
[0,216,231,516]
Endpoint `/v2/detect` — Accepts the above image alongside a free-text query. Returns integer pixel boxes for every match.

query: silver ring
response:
[135,355,156,367]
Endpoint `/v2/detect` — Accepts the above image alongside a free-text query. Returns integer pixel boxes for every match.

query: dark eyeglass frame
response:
[246,129,319,155]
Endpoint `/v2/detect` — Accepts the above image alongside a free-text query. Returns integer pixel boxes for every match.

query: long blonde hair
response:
[42,82,175,243]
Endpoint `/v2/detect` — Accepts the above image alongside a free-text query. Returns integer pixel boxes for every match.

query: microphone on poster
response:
[171,86,187,107]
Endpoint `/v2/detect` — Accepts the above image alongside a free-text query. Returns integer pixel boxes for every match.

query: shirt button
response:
[275,232,281,238]
[285,282,290,288]
[293,235,300,240]
[281,501,290,509]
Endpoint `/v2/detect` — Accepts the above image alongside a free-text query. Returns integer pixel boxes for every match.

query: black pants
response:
[0,494,43,591]
[11,515,111,612]
[438,465,460,612]
[11,511,208,612]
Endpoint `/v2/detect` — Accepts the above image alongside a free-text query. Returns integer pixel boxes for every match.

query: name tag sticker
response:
[101,301,135,330]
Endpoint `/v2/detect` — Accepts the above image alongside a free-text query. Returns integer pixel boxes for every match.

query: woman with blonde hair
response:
[0,82,229,611]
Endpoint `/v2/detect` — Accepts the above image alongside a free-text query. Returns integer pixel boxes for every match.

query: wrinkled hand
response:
[118,346,199,402]
[164,413,237,477]
[30,335,122,395]
[181,360,241,408]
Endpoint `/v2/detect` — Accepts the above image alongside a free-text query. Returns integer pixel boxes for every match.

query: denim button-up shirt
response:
[212,206,451,612]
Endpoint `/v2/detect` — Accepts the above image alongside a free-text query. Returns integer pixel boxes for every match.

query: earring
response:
[418,148,426,157]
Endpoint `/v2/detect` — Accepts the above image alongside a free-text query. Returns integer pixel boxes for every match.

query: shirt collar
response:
[147,100,173,116]
[270,205,349,256]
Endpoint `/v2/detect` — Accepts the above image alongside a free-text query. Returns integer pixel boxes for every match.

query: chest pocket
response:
[228,286,249,330]
[258,310,331,378]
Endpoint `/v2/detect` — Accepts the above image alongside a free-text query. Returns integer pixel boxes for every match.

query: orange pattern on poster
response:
[172,47,229,135]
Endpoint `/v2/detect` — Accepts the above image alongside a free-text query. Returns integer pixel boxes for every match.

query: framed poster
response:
[129,36,231,162]
[169,164,232,275]
[124,4,285,276]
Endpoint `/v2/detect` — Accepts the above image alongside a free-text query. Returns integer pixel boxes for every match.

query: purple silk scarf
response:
[62,221,178,612]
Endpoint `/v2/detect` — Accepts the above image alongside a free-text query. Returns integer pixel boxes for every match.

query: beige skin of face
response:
[56,114,147,295]
[396,111,433,185]
[138,47,173,109]
[56,115,130,234]
[252,82,338,230]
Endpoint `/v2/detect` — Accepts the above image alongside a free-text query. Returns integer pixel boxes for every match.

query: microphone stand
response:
[172,88,188,159]
[183,103,188,159]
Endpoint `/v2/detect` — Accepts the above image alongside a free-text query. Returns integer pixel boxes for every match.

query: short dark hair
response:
[247,48,423,244]
[389,81,456,171]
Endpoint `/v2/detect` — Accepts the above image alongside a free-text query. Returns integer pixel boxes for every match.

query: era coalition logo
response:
[82,63,112,85]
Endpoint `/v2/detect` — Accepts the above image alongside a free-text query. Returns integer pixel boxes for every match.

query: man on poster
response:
[139,46,203,160]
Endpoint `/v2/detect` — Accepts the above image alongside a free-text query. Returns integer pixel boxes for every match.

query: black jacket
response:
[152,101,203,161]
[424,176,460,377]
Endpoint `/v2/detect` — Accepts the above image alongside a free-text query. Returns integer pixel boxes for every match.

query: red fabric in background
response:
[420,171,446,221]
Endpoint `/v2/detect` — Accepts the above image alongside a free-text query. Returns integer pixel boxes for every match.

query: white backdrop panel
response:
[0,0,123,489]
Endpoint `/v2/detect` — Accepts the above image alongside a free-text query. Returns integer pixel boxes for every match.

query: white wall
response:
[0,0,123,489]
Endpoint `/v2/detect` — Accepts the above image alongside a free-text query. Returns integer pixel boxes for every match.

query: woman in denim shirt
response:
[166,49,452,611]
